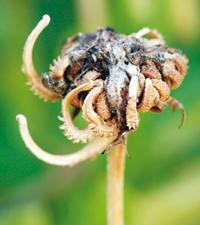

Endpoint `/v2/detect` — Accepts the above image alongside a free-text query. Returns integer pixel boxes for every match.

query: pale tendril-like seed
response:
[16,115,116,166]
[22,15,60,102]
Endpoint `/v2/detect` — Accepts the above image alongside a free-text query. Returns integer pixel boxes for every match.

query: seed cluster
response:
[43,27,188,135]
[17,15,188,167]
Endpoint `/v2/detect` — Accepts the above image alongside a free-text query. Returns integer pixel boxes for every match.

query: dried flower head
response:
[17,15,188,167]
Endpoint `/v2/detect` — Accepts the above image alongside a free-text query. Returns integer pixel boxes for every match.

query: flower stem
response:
[107,141,126,225]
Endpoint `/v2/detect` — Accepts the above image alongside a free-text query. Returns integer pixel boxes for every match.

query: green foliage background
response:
[0,0,200,224]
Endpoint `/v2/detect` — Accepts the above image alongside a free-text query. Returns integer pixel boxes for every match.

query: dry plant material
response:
[17,15,188,225]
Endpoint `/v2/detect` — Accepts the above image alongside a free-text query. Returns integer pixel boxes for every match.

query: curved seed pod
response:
[138,78,159,112]
[133,27,165,46]
[134,27,164,40]
[22,15,60,101]
[140,60,162,79]
[82,85,104,125]
[82,85,117,137]
[151,79,170,101]
[95,92,111,120]
[16,114,117,167]
[162,54,187,89]
[173,54,188,75]
[61,82,95,143]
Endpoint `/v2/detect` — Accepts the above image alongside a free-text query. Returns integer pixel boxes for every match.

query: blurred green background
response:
[0,0,200,224]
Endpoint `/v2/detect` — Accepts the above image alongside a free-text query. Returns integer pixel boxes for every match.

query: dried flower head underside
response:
[17,15,188,167]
